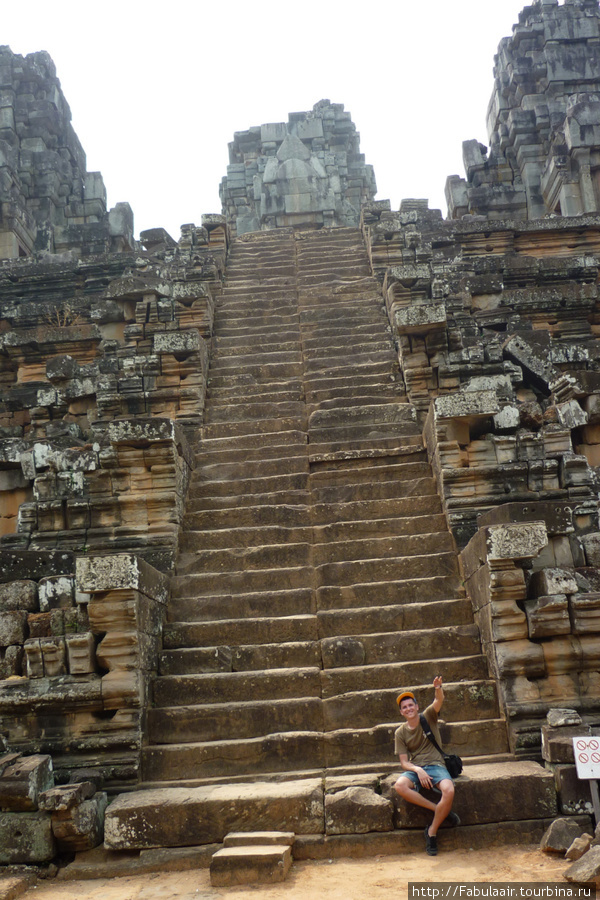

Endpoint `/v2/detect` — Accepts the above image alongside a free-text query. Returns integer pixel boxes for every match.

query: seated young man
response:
[394,675,459,856]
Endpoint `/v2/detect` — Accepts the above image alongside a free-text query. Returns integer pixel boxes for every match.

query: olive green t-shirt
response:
[394,703,444,766]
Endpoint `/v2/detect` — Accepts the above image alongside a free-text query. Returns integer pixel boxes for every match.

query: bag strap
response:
[419,713,445,756]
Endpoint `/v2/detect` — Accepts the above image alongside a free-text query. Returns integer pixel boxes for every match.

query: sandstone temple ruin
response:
[2,0,600,875]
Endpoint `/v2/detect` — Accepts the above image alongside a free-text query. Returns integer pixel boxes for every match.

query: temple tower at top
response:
[219,99,376,237]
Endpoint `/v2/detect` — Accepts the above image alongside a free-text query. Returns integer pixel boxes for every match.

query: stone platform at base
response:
[101,761,562,853]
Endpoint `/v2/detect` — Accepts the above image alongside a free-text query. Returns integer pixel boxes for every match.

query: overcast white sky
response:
[3,0,530,239]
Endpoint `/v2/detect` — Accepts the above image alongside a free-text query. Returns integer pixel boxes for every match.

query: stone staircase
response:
[142,227,507,787]
[104,227,558,853]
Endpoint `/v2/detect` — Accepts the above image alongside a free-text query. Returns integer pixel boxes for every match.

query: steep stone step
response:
[164,614,318,649]
[320,655,489,697]
[306,393,405,414]
[159,640,321,676]
[316,577,463,610]
[305,377,404,402]
[179,524,312,551]
[302,323,390,344]
[309,460,432,485]
[208,354,303,372]
[302,340,392,360]
[308,423,422,445]
[308,435,423,460]
[204,401,307,424]
[212,329,302,348]
[188,473,309,499]
[321,623,481,667]
[183,504,310,531]
[147,697,325,744]
[201,416,307,439]
[316,552,458,587]
[169,587,315,620]
[140,713,507,783]
[170,565,314,595]
[321,678,500,727]
[207,388,303,405]
[214,315,300,331]
[316,597,473,636]
[312,531,454,565]
[303,355,397,377]
[310,477,438,504]
[152,667,322,707]
[311,494,443,525]
[185,491,311,513]
[198,429,307,455]
[312,513,447,542]
[211,341,301,359]
[194,456,308,482]
[175,540,312,574]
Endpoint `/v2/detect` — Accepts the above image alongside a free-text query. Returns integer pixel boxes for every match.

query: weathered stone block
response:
[0,609,27,646]
[40,636,66,676]
[541,725,591,764]
[385,762,556,828]
[581,533,600,567]
[540,817,586,853]
[210,845,292,886]
[65,632,96,674]
[325,787,393,835]
[39,782,96,811]
[529,568,578,598]
[524,594,570,638]
[23,638,43,677]
[571,594,600,634]
[51,792,108,851]
[321,637,365,668]
[0,754,53,811]
[564,844,600,884]
[76,554,169,605]
[0,581,37,612]
[0,811,55,863]
[38,575,74,611]
[104,780,324,849]
[487,522,548,562]
[554,766,594,817]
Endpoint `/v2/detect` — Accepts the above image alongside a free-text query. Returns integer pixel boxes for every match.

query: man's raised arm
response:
[432,675,444,713]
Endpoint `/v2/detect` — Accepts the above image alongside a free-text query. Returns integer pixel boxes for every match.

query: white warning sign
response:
[573,737,600,779]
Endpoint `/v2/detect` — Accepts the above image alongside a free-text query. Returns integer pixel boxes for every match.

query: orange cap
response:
[396,691,416,707]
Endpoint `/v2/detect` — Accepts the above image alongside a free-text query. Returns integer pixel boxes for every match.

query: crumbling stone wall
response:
[363,201,600,753]
[0,47,229,789]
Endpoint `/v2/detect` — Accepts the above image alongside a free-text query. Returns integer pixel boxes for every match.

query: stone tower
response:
[0,46,133,258]
[447,0,600,219]
[219,100,376,236]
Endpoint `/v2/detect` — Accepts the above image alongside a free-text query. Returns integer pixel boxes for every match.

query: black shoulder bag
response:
[419,714,463,778]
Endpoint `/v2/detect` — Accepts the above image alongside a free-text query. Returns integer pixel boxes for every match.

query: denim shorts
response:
[398,764,453,789]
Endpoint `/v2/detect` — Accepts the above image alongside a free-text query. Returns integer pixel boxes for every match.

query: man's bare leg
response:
[394,776,437,813]
[428,778,455,836]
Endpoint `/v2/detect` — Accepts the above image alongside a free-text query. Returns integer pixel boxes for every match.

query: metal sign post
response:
[572,736,600,824]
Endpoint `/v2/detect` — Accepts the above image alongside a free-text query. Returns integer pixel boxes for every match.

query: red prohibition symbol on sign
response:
[579,752,590,763]
[591,752,600,764]
[577,740,588,751]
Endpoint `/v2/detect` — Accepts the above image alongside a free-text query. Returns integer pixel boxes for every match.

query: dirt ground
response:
[12,845,574,900]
